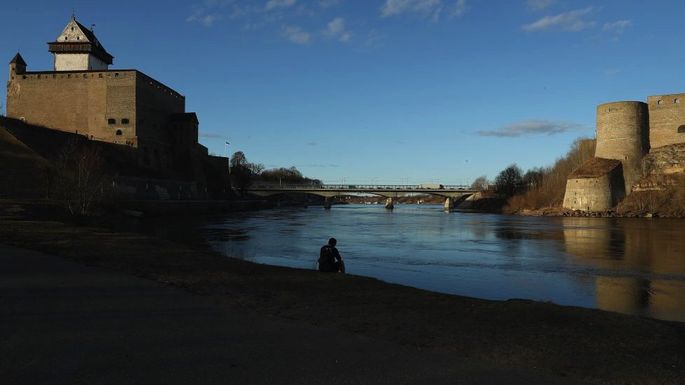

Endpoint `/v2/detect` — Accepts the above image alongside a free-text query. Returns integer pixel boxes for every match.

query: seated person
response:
[318,238,345,273]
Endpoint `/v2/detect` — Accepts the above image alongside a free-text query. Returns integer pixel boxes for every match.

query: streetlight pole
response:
[225,141,230,176]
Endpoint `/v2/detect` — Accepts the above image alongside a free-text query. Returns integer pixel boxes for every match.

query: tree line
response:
[469,138,596,212]
[229,151,322,193]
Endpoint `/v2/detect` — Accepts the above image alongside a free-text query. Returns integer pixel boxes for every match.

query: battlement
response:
[11,69,184,101]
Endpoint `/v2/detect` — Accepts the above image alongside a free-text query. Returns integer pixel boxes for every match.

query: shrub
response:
[505,138,596,212]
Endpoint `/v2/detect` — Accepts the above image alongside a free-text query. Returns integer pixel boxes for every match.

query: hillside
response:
[0,123,49,198]
[617,144,685,217]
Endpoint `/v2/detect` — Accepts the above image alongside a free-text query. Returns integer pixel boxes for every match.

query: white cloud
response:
[266,0,297,11]
[381,0,443,17]
[478,120,582,137]
[526,0,554,11]
[283,25,311,44]
[318,0,341,8]
[522,7,596,32]
[187,10,222,27]
[603,20,632,34]
[325,17,351,42]
[381,0,467,20]
[451,0,467,17]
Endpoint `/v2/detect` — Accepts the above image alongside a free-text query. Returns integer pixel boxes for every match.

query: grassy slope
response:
[0,126,49,197]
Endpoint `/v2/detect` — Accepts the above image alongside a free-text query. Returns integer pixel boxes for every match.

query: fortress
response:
[2,16,230,199]
[6,16,202,171]
[563,95,685,211]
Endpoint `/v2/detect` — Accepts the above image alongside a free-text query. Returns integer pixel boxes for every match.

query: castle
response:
[563,95,685,211]
[2,16,231,200]
[6,16,202,171]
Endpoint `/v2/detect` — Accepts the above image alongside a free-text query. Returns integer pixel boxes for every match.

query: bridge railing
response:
[249,184,473,191]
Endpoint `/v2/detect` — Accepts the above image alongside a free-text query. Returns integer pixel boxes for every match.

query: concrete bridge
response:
[247,184,478,211]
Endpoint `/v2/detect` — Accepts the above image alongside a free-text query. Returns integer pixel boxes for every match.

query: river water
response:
[201,204,685,323]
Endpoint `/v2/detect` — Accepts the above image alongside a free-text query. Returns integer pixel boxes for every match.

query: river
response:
[199,204,685,323]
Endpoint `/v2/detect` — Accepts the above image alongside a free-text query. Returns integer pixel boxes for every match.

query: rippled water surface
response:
[202,205,685,322]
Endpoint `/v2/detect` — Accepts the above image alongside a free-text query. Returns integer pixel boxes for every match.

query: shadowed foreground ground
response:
[1,209,684,384]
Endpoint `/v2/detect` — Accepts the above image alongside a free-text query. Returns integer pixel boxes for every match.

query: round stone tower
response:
[595,101,649,194]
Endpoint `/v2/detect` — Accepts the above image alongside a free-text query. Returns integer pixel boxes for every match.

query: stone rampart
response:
[7,70,137,144]
[563,158,625,211]
[647,93,685,149]
[595,101,649,193]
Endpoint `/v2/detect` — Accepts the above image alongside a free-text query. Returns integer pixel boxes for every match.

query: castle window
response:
[122,119,130,125]
[108,118,116,125]
[675,98,680,104]
[657,99,663,105]
[115,73,119,77]
[678,125,685,133]
[116,130,123,136]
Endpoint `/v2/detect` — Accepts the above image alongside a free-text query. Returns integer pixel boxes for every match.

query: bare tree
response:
[230,151,253,194]
[52,140,108,216]
[495,164,524,197]
[470,175,490,191]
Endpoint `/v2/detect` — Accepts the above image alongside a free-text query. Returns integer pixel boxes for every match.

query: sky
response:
[2,0,685,185]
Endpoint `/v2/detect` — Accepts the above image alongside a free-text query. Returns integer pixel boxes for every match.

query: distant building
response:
[6,15,202,170]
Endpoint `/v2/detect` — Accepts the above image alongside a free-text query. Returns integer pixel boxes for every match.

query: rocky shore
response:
[1,202,685,384]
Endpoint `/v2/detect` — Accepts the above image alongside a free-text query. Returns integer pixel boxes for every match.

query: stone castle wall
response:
[647,93,685,149]
[135,72,185,146]
[7,69,186,169]
[595,101,649,193]
[562,164,625,211]
[7,70,137,145]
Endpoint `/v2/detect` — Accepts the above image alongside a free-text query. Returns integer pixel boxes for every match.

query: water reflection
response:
[119,205,685,323]
[562,218,685,322]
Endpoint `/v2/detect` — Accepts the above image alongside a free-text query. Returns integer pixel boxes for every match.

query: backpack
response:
[318,245,335,271]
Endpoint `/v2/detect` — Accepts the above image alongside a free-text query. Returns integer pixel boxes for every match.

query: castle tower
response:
[47,15,113,71]
[595,101,650,194]
[8,53,27,80]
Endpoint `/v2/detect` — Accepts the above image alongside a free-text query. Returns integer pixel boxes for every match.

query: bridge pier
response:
[443,197,454,211]
[385,197,394,210]
[324,197,332,210]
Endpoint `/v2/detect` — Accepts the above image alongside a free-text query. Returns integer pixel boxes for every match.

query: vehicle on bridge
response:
[418,183,444,189]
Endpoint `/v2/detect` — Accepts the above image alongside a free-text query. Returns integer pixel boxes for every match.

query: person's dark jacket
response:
[318,245,342,272]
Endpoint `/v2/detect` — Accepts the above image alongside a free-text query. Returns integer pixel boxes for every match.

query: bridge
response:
[247,184,478,210]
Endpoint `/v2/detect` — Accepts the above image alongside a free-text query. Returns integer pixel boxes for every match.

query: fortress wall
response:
[7,70,136,145]
[563,176,615,211]
[595,101,649,193]
[563,162,625,211]
[134,72,185,168]
[647,94,685,149]
[135,72,185,144]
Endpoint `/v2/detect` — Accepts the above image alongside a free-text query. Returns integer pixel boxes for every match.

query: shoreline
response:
[1,206,685,384]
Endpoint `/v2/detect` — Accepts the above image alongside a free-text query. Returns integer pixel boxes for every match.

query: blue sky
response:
[2,0,685,185]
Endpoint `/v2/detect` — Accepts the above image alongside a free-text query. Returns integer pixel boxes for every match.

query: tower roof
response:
[47,16,113,65]
[9,53,26,66]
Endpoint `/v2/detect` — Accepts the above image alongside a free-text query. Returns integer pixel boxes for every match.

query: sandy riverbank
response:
[1,204,684,384]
